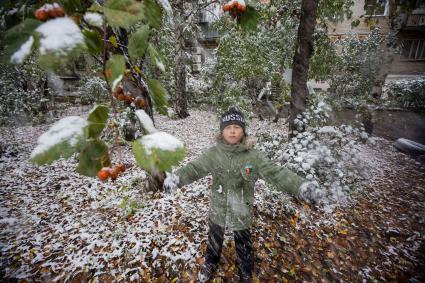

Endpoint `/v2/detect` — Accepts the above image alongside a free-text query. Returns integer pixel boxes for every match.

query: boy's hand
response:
[299,181,323,205]
[163,172,180,194]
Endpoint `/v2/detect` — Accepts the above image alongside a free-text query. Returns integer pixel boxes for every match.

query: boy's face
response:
[222,124,244,145]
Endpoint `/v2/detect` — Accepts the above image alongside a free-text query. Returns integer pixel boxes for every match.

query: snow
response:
[135,109,157,134]
[228,0,246,6]
[111,75,123,92]
[83,12,103,27]
[10,36,34,64]
[156,60,165,72]
[141,132,184,155]
[163,172,180,191]
[35,17,84,54]
[30,116,87,158]
[7,8,18,15]
[157,0,173,16]
[316,126,337,134]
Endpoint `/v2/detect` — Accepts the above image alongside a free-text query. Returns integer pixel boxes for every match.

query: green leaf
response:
[87,2,103,13]
[0,18,41,64]
[59,0,83,14]
[109,35,118,48]
[87,104,109,138]
[132,133,186,173]
[146,78,168,115]
[238,6,259,31]
[128,25,150,60]
[147,44,165,72]
[30,116,88,165]
[104,0,143,28]
[77,139,110,177]
[105,54,125,89]
[351,19,360,28]
[83,29,104,54]
[142,0,163,29]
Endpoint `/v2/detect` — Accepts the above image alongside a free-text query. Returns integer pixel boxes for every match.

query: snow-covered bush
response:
[383,78,425,109]
[257,97,372,208]
[186,73,211,105]
[0,62,47,126]
[76,76,109,105]
[328,28,386,107]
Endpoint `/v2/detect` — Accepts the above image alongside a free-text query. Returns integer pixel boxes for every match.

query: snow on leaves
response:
[132,110,186,174]
[135,109,157,134]
[30,104,110,177]
[83,12,104,28]
[30,116,87,165]
[10,36,34,64]
[36,17,84,55]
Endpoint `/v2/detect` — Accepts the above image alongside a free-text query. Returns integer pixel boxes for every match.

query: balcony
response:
[403,8,425,31]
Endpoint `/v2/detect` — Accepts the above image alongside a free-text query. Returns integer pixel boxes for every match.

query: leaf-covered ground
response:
[1,107,424,282]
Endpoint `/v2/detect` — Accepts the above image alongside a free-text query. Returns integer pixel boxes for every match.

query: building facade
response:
[328,0,425,84]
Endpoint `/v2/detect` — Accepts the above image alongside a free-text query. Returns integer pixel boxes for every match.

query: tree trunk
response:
[173,0,190,119]
[287,0,318,136]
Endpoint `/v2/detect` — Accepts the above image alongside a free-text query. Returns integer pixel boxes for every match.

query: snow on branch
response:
[135,109,157,134]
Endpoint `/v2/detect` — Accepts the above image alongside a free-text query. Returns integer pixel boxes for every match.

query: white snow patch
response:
[31,116,87,158]
[163,172,180,191]
[157,0,173,16]
[227,0,246,6]
[83,12,103,27]
[10,36,34,64]
[0,217,19,226]
[140,132,184,154]
[317,126,337,134]
[111,75,123,91]
[156,60,165,72]
[36,17,84,54]
[135,110,157,134]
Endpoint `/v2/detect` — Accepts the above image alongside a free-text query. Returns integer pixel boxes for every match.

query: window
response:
[365,0,389,16]
[401,39,425,61]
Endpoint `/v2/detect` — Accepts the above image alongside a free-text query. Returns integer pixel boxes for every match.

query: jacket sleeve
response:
[175,147,215,187]
[256,150,305,196]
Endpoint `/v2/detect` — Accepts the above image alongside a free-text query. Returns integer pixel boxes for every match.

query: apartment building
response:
[328,0,425,85]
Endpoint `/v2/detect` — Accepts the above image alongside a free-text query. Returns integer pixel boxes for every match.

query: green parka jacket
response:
[175,138,305,231]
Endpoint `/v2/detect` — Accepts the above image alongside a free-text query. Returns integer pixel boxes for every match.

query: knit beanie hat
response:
[220,107,246,133]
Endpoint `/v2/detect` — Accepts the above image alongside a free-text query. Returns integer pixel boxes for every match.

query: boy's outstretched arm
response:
[173,147,215,187]
[256,151,323,204]
[256,150,305,196]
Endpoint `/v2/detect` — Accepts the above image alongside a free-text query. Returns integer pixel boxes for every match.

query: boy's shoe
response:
[198,263,218,283]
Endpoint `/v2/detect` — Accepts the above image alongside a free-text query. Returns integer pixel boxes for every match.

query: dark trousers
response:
[205,220,254,277]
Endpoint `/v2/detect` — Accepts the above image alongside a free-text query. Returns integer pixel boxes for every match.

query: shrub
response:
[256,95,373,209]
[75,76,109,105]
[327,28,386,107]
[383,78,425,109]
[0,62,47,126]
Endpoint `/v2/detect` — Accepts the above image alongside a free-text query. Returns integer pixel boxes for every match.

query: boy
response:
[164,107,318,282]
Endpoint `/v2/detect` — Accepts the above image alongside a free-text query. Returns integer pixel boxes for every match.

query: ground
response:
[0,107,424,282]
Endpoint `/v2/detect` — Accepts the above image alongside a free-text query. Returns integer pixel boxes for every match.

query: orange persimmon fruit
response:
[97,168,110,181]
